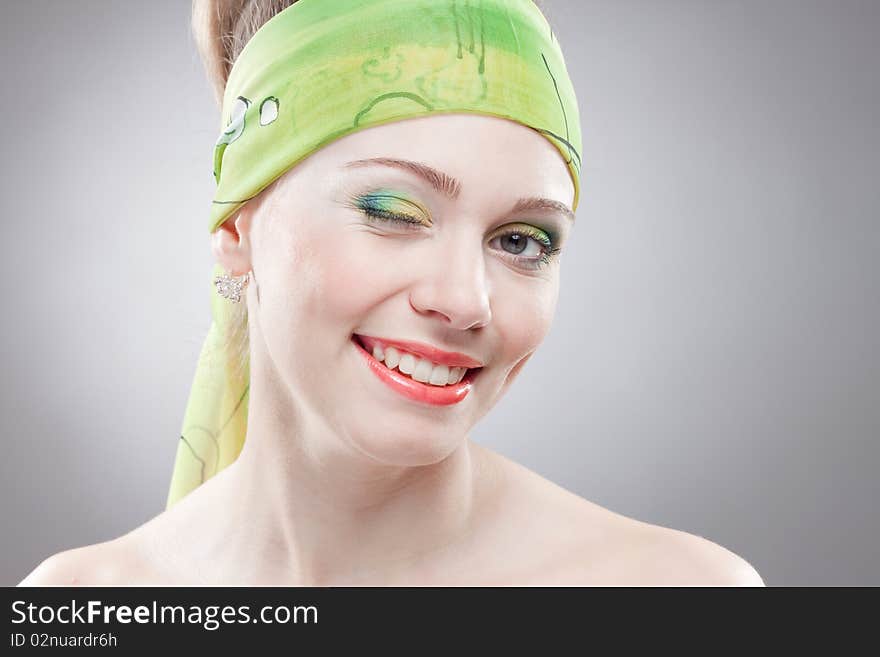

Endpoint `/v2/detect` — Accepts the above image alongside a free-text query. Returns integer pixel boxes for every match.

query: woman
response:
[20,0,763,586]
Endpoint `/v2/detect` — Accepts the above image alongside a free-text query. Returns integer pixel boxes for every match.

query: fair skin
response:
[20,114,763,586]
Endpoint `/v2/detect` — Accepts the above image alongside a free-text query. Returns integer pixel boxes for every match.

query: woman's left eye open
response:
[351,193,561,271]
[488,228,561,270]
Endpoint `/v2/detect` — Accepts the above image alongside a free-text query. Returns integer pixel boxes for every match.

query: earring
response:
[214,270,250,303]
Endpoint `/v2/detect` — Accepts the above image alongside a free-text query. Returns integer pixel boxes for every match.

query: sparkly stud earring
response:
[213,270,250,303]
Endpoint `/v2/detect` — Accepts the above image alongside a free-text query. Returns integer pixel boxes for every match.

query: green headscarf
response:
[167,0,582,508]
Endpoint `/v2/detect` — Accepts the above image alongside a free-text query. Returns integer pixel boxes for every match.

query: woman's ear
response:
[211,206,254,275]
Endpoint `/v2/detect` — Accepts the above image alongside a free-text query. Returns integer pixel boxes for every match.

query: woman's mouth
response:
[351,334,483,406]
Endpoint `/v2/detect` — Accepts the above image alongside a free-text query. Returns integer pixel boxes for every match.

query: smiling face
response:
[217,112,575,466]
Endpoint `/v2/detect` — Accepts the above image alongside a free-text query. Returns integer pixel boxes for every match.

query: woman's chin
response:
[347,429,463,468]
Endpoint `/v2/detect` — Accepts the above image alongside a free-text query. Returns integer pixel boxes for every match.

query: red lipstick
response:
[355,335,484,369]
[351,335,481,406]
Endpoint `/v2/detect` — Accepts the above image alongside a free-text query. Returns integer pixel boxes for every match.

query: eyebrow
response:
[342,157,576,222]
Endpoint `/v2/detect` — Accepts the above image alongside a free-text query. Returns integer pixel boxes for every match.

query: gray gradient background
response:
[1,0,877,586]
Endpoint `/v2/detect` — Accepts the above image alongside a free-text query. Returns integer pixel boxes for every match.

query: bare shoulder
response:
[553,509,766,586]
[18,541,120,586]
[17,536,149,587]
[620,526,766,586]
[548,507,765,586]
[472,444,765,586]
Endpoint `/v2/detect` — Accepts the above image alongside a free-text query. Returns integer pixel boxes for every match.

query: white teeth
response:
[365,339,472,387]
[430,364,450,385]
[398,353,416,375]
[412,358,433,382]
[384,346,400,369]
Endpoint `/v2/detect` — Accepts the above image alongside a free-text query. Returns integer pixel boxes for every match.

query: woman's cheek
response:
[307,230,411,320]
[492,273,558,362]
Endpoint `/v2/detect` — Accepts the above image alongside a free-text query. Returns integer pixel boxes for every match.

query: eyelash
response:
[351,198,562,271]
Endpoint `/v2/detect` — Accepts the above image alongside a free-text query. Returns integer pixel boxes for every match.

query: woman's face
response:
[233,113,575,465]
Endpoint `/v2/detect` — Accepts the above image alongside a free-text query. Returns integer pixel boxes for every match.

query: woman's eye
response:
[489,227,562,271]
[349,190,429,229]
[360,206,426,228]
[348,190,561,271]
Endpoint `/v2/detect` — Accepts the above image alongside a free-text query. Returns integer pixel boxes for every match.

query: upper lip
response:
[355,334,485,369]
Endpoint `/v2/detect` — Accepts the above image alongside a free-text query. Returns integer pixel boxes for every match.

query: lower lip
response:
[351,336,479,406]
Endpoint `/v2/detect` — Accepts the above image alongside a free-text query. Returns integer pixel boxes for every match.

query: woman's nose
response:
[408,238,492,330]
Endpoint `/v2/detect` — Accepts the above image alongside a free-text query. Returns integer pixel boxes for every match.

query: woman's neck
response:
[194,356,485,585]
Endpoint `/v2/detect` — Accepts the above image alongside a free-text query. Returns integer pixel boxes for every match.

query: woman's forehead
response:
[305,113,575,203]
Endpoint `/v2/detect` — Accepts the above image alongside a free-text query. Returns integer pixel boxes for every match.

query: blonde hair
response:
[191,0,553,377]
